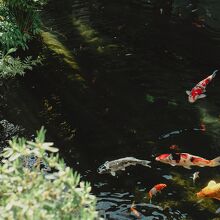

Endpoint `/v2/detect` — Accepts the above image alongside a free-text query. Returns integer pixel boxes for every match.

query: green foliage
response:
[0,48,42,78]
[0,127,99,219]
[0,4,31,50]
[3,0,47,34]
[0,0,47,50]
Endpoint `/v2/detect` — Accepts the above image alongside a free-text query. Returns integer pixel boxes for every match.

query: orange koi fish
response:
[155,153,220,169]
[148,184,167,201]
[197,180,220,201]
[130,202,141,218]
[200,123,206,131]
[186,70,218,103]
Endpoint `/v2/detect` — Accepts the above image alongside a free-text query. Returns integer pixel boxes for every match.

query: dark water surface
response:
[1,0,220,219]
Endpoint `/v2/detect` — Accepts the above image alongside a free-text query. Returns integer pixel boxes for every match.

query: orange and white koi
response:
[155,153,220,169]
[148,183,167,201]
[186,70,218,103]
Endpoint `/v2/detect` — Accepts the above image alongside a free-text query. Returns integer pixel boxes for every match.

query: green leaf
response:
[9,152,21,161]
[1,148,13,158]
[6,48,17,55]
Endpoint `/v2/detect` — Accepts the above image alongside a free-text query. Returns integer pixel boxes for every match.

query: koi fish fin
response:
[110,171,116,176]
[183,165,192,169]
[170,164,176,166]
[210,156,220,167]
[208,180,216,186]
[198,94,206,99]
[212,70,218,78]
[215,207,220,214]
[140,160,151,168]
[186,90,191,95]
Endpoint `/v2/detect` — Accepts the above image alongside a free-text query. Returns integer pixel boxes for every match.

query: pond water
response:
[1,0,220,219]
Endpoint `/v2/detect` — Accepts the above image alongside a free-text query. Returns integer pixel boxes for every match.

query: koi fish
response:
[196,180,220,201]
[192,171,200,184]
[155,153,220,169]
[130,202,141,218]
[186,70,218,103]
[200,123,206,131]
[169,145,180,151]
[97,157,151,176]
[148,184,167,201]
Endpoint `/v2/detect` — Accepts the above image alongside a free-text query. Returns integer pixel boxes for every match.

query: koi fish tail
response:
[211,70,218,79]
[140,160,151,168]
[210,156,220,167]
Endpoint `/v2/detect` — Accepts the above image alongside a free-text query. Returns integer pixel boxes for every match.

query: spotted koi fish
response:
[186,70,218,103]
[155,153,220,169]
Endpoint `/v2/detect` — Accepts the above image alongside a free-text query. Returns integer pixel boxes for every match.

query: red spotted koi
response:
[186,70,218,103]
[155,153,220,169]
[148,184,167,201]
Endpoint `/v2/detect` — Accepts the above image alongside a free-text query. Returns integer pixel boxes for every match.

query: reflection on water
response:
[1,0,220,219]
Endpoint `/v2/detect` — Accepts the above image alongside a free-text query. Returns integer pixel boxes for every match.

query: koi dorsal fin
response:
[208,180,216,186]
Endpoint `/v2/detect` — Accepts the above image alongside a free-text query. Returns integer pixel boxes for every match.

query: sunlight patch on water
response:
[72,17,120,54]
[40,31,86,83]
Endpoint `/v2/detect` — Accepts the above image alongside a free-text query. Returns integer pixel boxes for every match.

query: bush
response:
[0,127,99,219]
[0,0,46,77]
[0,0,47,50]
[0,48,42,78]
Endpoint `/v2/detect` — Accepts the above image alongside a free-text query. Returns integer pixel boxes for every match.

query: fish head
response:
[97,161,110,174]
[196,190,208,198]
[155,154,172,164]
[155,183,167,191]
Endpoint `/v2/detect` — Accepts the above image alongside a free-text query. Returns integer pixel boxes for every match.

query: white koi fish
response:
[97,157,151,176]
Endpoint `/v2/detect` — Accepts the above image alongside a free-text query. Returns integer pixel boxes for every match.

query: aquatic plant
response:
[0,127,99,219]
[0,48,42,78]
[171,172,219,214]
